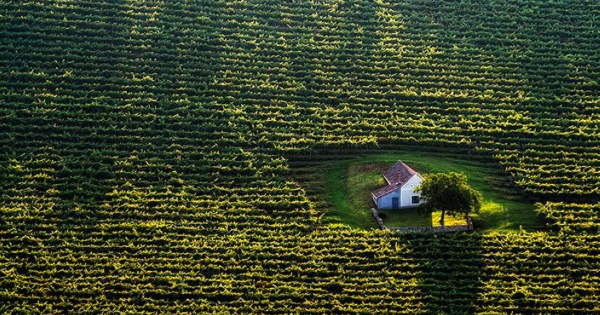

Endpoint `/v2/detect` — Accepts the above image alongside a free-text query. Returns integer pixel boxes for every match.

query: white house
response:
[371,161,426,209]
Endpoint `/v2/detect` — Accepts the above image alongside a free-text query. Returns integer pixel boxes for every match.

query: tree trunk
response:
[440,209,445,226]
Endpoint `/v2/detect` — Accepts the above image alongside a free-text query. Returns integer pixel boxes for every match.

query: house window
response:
[412,196,420,204]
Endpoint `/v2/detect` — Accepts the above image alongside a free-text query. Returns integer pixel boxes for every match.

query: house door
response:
[391,197,399,209]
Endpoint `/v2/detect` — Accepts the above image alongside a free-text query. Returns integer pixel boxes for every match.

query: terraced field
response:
[1,0,599,313]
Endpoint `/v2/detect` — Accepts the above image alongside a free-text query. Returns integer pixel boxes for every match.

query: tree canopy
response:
[417,172,482,226]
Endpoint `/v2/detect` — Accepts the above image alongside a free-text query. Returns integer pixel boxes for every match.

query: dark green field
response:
[1,0,599,313]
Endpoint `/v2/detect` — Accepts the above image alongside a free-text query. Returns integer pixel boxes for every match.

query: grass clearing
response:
[379,208,466,227]
[316,152,543,232]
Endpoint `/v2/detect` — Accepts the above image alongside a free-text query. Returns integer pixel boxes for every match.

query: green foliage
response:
[536,202,600,234]
[0,0,598,313]
[417,172,483,226]
[308,153,537,230]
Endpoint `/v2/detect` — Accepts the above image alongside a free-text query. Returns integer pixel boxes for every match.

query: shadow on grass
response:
[379,208,432,227]
[323,160,380,229]
[289,150,542,232]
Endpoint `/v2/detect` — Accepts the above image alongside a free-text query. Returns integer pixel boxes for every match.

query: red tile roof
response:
[384,161,417,186]
[372,182,402,199]
[372,161,419,200]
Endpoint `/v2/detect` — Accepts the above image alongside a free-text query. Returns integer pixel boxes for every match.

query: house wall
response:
[376,188,401,209]
[375,175,426,209]
[400,175,425,207]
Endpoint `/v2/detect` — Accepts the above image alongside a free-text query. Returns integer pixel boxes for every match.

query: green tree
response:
[417,172,482,226]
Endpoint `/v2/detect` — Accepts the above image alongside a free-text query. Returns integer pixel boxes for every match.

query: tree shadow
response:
[405,232,484,314]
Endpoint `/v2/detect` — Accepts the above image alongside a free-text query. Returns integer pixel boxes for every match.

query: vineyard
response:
[288,151,542,231]
[537,202,600,234]
[1,0,599,313]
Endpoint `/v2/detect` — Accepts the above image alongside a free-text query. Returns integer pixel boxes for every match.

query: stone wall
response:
[371,208,386,229]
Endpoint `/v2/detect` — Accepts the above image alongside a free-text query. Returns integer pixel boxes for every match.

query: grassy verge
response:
[317,152,542,232]
[379,208,466,227]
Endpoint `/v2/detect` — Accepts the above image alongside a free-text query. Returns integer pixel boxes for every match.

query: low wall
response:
[370,208,386,230]
[371,208,474,233]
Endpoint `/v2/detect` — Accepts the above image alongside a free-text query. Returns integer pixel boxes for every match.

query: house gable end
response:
[372,161,424,209]
[400,175,424,207]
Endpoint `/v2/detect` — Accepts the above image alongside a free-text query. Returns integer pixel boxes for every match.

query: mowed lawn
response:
[379,207,467,228]
[321,152,543,232]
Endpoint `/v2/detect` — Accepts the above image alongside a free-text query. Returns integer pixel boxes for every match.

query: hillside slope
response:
[1,0,599,313]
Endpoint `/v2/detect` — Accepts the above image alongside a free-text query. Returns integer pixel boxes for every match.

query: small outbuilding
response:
[372,161,425,209]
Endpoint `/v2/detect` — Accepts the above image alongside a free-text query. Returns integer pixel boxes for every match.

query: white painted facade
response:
[375,175,425,209]
[400,175,425,208]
